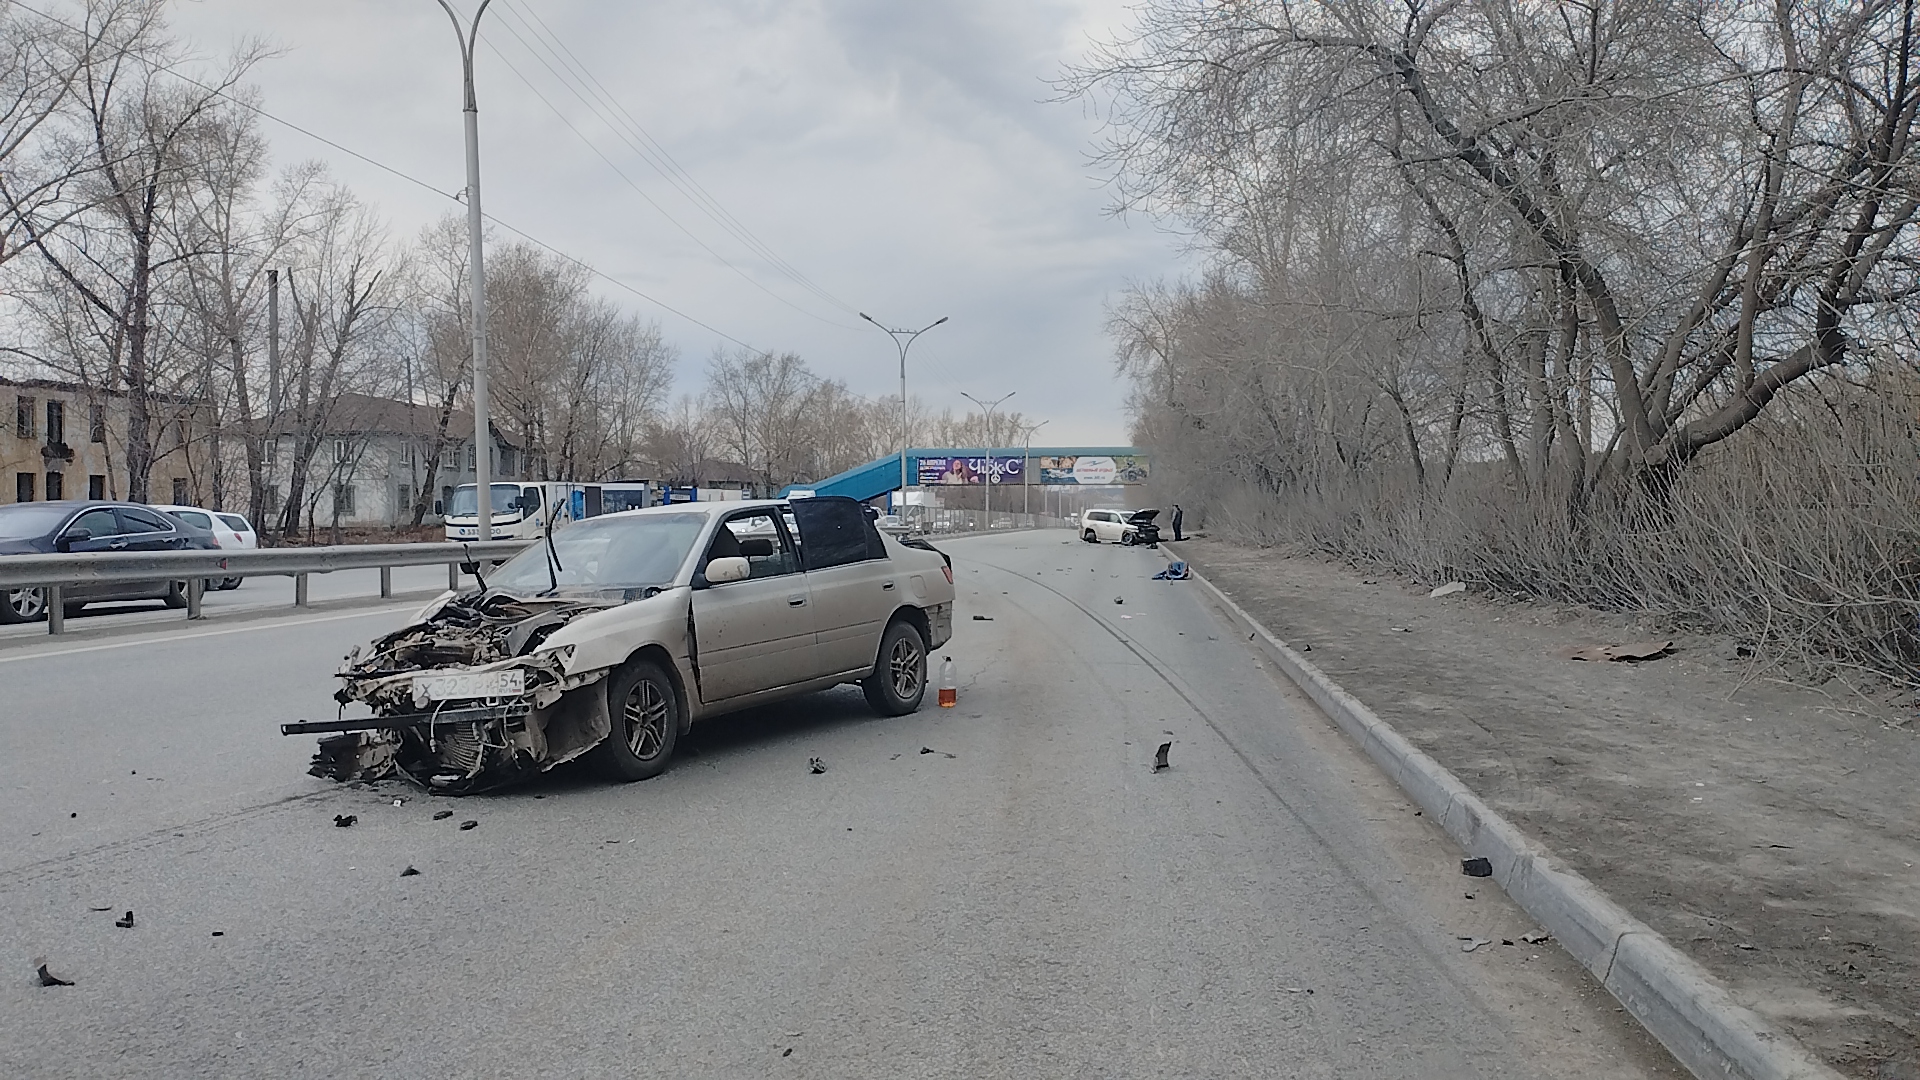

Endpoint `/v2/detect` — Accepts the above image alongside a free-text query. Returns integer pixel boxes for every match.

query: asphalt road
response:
[0,531,1680,1079]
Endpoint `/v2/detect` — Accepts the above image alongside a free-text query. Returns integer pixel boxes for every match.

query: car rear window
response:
[171,510,212,529]
[218,514,250,531]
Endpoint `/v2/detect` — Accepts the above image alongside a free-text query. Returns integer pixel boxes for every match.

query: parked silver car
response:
[290,496,956,792]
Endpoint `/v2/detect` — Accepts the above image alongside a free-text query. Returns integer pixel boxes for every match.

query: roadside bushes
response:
[1158,384,1920,688]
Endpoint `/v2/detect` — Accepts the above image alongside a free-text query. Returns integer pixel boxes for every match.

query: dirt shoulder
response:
[1173,538,1919,1079]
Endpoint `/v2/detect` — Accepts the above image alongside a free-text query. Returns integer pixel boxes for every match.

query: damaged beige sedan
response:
[284,496,955,793]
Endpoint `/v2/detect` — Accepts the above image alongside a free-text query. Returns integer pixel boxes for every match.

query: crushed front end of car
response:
[284,591,621,794]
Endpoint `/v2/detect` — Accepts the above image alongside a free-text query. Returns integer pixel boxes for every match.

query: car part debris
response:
[459,820,478,831]
[211,931,224,937]
[432,810,454,820]
[114,910,134,928]
[1114,597,1124,604]
[36,962,73,987]
[401,866,421,877]
[971,614,992,621]
[333,815,357,828]
[88,905,111,912]
[1562,640,1675,662]
[919,746,956,758]
[808,757,827,774]
[1428,582,1467,598]
[1459,937,1493,953]
[286,591,626,794]
[1461,857,1493,877]
[1520,931,1551,945]
[1153,742,1171,771]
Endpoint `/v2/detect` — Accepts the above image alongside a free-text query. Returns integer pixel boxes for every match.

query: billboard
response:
[917,456,1026,485]
[1037,455,1150,485]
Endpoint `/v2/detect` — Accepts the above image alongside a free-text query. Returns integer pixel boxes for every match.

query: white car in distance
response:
[153,505,258,590]
[1080,508,1136,544]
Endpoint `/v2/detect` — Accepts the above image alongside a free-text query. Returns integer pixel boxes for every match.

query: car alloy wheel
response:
[622,678,672,762]
[888,630,923,701]
[4,587,46,621]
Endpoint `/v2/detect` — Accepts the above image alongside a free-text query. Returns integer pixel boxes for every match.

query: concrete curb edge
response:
[1182,562,1843,1080]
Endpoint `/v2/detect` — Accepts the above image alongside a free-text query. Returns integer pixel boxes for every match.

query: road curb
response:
[1180,561,1843,1080]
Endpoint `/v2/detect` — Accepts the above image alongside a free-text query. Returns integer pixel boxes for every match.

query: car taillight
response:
[942,565,953,584]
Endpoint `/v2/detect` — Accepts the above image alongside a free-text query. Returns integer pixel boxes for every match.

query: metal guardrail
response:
[1,540,534,635]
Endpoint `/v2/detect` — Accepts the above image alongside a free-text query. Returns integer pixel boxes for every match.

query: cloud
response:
[161,0,1188,445]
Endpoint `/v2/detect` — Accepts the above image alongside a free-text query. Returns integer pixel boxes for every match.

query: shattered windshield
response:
[485,513,707,594]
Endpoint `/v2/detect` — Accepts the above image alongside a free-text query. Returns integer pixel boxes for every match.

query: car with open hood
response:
[288,496,955,793]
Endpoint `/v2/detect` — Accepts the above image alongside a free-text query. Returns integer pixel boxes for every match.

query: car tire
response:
[218,577,243,591]
[588,658,681,782]
[0,587,46,624]
[1120,530,1136,546]
[1082,529,1099,544]
[862,618,927,717]
[163,582,188,609]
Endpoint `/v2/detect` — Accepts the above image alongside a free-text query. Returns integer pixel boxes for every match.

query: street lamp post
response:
[436,0,495,540]
[1019,419,1049,519]
[960,391,1015,529]
[859,313,948,521]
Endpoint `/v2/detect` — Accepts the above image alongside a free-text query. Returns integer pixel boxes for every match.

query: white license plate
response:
[414,669,525,701]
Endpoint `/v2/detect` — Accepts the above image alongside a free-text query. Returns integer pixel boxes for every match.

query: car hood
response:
[1126,509,1160,525]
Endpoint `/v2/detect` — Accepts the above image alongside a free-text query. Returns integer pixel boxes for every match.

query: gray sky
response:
[163,0,1188,447]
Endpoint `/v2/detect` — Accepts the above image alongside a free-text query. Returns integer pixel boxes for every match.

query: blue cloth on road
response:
[1152,561,1190,580]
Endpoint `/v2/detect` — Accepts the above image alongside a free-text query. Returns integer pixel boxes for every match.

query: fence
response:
[0,540,534,635]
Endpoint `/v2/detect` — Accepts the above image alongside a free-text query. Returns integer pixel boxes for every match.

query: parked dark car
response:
[0,501,207,623]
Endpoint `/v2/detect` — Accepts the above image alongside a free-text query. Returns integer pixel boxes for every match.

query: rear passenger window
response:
[790,497,882,570]
[119,508,171,533]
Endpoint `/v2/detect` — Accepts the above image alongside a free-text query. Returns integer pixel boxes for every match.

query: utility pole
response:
[437,0,495,539]
[1020,419,1048,518]
[961,391,1015,529]
[859,313,947,522]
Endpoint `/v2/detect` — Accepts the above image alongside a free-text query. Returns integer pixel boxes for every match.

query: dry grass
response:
[1161,386,1920,688]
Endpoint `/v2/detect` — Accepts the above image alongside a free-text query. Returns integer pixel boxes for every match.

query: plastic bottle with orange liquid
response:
[937,656,957,707]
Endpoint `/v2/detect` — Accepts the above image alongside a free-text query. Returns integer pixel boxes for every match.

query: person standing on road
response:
[1171,503,1185,542]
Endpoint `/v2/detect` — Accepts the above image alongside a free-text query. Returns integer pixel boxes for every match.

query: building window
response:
[16,472,34,502]
[334,483,355,517]
[45,401,64,446]
[500,447,517,476]
[89,403,105,443]
[396,483,412,520]
[16,396,34,439]
[172,477,188,504]
[88,474,105,500]
[332,437,351,463]
[440,442,457,469]
[45,471,63,500]
[467,444,476,470]
[400,442,417,471]
[440,485,453,512]
[263,487,281,516]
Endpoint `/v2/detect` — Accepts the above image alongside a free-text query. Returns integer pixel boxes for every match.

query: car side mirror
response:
[459,559,481,578]
[433,500,444,515]
[703,556,751,585]
[56,529,89,552]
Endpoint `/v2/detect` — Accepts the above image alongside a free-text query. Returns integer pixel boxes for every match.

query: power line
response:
[494,0,860,318]
[477,17,860,330]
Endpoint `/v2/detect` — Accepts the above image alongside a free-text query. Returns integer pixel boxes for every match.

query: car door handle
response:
[788,595,807,607]
[882,580,895,591]
[108,540,128,550]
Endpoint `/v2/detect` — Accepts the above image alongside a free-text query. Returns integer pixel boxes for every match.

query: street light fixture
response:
[859,312,948,521]
[1019,419,1049,518]
[436,0,495,540]
[960,391,1015,528]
